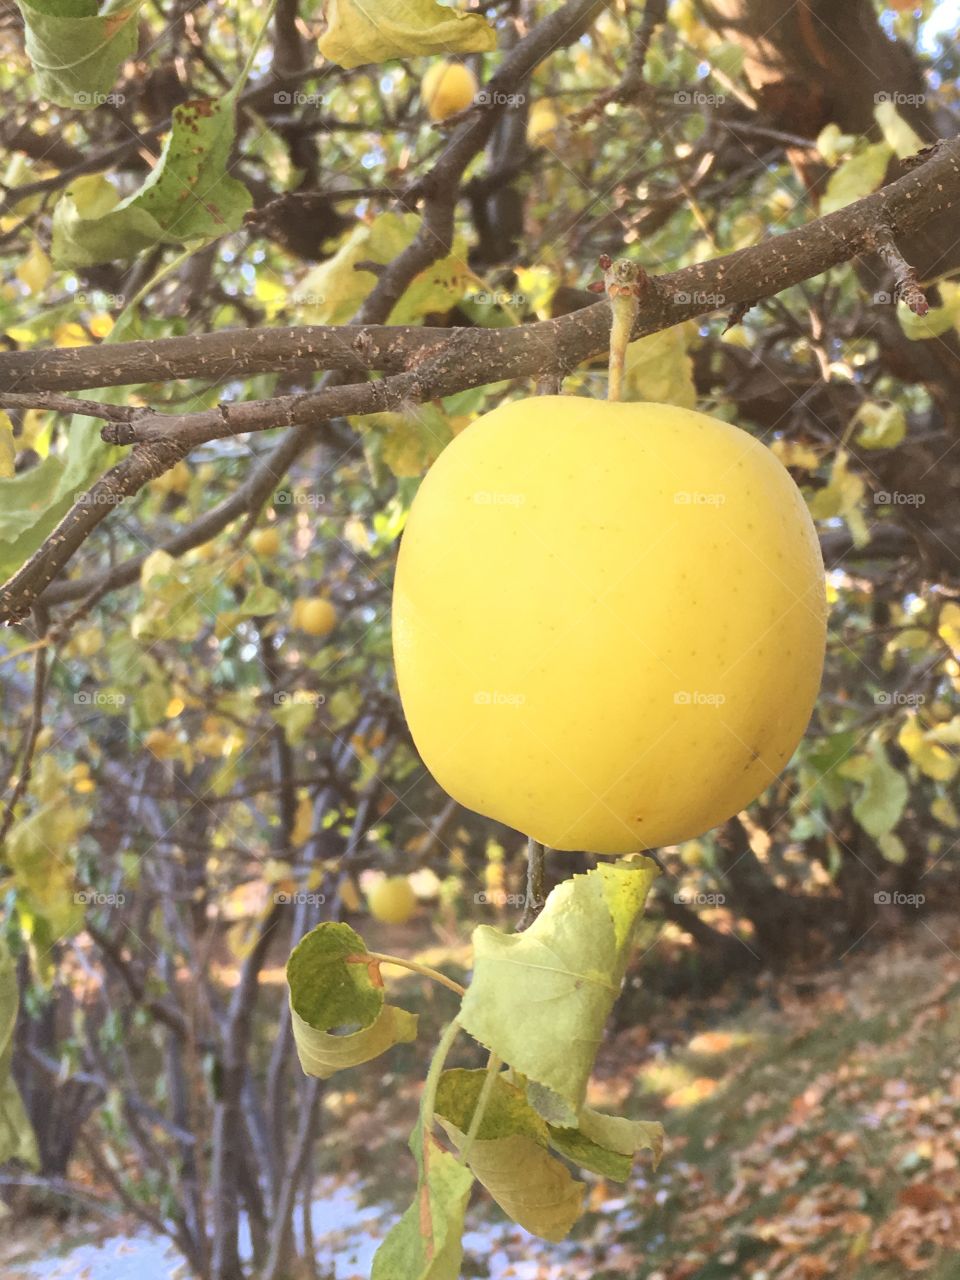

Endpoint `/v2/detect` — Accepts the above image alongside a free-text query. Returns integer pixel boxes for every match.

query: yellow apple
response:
[367,875,417,925]
[422,61,478,122]
[250,526,281,558]
[393,396,826,855]
[293,596,338,637]
[526,99,561,149]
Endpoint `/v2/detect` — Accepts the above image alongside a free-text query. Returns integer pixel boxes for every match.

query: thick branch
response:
[2,136,957,403]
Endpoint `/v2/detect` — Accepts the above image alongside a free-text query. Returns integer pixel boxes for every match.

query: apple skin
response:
[368,876,417,925]
[293,597,338,637]
[421,61,478,122]
[392,396,827,855]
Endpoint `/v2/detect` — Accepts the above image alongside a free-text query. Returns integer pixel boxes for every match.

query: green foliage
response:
[288,923,418,1078]
[16,0,139,108]
[52,95,252,267]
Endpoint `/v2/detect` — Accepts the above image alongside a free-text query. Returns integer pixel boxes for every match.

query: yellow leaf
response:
[821,142,892,215]
[16,239,52,293]
[291,792,313,846]
[874,100,924,160]
[318,0,496,70]
[898,714,958,782]
[939,603,960,654]
[0,412,15,479]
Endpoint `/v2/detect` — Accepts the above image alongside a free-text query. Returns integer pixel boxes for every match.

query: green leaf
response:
[51,95,251,267]
[361,408,453,478]
[16,0,139,109]
[434,1069,584,1242]
[852,741,908,839]
[318,0,496,69]
[0,413,118,582]
[0,942,38,1168]
[548,1106,664,1181]
[898,282,960,341]
[820,142,892,215]
[854,401,906,450]
[287,923,418,1079]
[458,857,659,1115]
[372,1136,473,1280]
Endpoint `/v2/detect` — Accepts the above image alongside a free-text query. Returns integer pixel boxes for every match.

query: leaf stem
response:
[365,951,467,998]
[457,1050,502,1166]
[420,1017,463,1144]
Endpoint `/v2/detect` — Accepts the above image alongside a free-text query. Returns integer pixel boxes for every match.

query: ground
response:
[5,911,960,1279]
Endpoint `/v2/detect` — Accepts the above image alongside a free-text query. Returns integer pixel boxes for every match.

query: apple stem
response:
[518,837,546,930]
[592,256,648,402]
